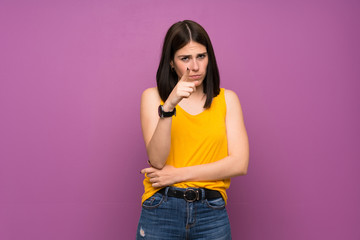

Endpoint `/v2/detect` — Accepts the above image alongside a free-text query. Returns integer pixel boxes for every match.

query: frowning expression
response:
[171,41,208,83]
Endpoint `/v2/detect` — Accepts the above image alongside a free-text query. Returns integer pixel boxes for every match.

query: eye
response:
[181,57,189,62]
[197,54,207,59]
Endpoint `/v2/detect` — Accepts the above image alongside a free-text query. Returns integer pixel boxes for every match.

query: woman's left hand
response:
[140,165,182,188]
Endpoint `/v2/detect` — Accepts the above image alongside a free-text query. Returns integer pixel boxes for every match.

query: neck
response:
[193,83,204,96]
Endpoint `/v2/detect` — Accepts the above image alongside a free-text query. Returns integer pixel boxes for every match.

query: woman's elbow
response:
[149,160,166,170]
[147,149,168,169]
[234,156,249,176]
[147,155,167,169]
[239,168,248,176]
[234,167,247,176]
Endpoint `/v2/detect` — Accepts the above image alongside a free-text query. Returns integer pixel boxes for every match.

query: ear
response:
[170,61,174,69]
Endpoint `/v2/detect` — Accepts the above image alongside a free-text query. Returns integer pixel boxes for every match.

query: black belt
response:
[158,187,222,202]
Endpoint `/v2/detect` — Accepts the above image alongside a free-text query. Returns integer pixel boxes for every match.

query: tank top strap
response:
[211,88,226,116]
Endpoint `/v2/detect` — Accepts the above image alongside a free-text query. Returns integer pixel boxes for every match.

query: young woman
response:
[137,20,249,239]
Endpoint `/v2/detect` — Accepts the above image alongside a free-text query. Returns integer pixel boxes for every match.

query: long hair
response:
[156,20,220,109]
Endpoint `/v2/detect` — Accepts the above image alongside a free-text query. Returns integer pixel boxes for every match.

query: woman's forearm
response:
[179,155,249,182]
[141,154,249,188]
[146,117,172,169]
[146,101,176,169]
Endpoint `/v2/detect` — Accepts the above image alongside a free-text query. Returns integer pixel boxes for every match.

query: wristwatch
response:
[158,105,176,118]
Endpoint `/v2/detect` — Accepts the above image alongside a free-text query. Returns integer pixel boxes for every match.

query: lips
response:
[189,75,202,80]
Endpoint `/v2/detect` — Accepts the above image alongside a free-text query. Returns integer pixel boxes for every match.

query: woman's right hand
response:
[163,68,200,111]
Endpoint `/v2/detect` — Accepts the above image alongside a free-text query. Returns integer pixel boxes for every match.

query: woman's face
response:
[171,41,208,84]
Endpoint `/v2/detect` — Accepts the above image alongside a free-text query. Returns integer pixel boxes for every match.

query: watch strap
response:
[158,105,176,118]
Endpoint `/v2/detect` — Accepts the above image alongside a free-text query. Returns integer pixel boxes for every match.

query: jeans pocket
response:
[205,197,225,209]
[142,192,165,209]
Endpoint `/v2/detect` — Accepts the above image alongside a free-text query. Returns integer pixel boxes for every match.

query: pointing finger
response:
[179,67,190,82]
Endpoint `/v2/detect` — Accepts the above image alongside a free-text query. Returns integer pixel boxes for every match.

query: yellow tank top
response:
[141,88,230,204]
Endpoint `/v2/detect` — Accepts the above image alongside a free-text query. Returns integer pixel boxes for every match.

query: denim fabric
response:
[136,187,231,240]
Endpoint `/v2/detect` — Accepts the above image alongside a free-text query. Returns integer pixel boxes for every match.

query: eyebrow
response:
[177,52,208,58]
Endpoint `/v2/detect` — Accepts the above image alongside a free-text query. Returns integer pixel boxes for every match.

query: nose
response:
[189,59,199,72]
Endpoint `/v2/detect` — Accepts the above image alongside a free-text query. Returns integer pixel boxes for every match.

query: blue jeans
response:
[136,187,231,240]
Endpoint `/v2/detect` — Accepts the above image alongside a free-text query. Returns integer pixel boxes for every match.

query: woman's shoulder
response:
[141,87,161,102]
[142,87,158,96]
[223,88,239,101]
[223,88,241,109]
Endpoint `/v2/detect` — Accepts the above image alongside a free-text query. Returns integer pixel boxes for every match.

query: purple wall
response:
[1,0,359,239]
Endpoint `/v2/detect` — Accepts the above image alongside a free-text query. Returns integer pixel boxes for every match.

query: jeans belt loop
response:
[200,188,205,200]
[184,188,200,202]
[164,187,170,201]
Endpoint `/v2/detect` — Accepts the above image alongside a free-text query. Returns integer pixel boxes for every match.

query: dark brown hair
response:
[156,20,220,108]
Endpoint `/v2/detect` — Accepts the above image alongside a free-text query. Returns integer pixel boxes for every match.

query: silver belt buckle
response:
[184,188,199,202]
